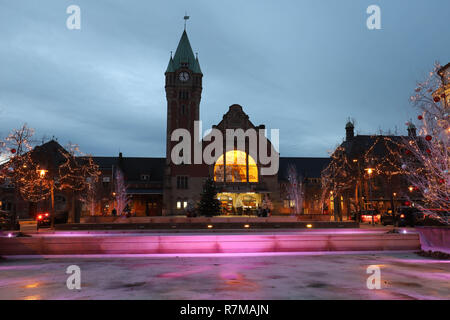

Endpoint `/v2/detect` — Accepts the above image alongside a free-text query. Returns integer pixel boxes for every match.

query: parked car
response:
[360,210,381,224]
[36,212,51,228]
[380,210,396,226]
[389,207,423,227]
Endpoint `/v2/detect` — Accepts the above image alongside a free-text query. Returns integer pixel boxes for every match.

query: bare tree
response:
[286,164,304,215]
[114,168,130,215]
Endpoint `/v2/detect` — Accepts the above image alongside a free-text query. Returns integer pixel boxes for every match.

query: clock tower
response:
[164,29,203,164]
[163,29,203,214]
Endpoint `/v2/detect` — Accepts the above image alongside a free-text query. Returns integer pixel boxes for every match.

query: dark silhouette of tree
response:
[197,177,221,217]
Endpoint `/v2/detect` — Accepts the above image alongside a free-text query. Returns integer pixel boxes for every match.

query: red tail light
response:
[37,215,43,220]
[45,213,49,217]
[400,214,405,218]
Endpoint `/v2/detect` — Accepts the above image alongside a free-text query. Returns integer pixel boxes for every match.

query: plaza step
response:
[0,232,420,255]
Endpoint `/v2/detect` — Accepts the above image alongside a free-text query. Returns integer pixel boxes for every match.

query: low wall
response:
[57,221,358,231]
[0,233,420,255]
[80,215,332,224]
[416,227,450,252]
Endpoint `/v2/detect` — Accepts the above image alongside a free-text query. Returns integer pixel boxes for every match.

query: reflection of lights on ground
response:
[24,282,40,289]
[23,295,40,300]
[219,271,259,291]
[223,273,244,285]
[157,266,211,278]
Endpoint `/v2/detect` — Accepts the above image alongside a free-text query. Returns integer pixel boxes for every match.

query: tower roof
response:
[166,57,175,73]
[166,30,202,74]
[345,121,354,129]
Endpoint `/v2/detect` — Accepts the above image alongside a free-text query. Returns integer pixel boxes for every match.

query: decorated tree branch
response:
[396,63,449,221]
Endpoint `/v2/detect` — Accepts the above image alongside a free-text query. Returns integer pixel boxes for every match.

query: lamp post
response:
[365,168,374,225]
[38,169,55,229]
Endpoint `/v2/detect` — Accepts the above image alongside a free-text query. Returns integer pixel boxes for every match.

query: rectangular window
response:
[141,174,150,181]
[283,200,289,208]
[102,176,110,183]
[176,201,182,209]
[183,201,188,209]
[176,176,188,189]
[179,91,189,99]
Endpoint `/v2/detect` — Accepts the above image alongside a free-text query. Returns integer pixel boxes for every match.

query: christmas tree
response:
[197,177,221,217]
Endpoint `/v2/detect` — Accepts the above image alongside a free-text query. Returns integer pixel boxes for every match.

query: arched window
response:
[214,150,258,183]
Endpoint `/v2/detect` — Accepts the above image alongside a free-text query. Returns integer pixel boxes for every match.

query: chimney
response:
[407,123,417,138]
[118,152,124,170]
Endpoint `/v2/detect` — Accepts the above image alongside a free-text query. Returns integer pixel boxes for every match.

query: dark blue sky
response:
[0,0,449,157]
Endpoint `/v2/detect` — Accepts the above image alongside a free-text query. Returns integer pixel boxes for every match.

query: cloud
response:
[0,0,449,158]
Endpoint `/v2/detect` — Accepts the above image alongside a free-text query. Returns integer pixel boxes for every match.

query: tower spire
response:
[184,12,190,30]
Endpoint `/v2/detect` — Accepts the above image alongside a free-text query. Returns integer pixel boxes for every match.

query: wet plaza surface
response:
[0,252,449,300]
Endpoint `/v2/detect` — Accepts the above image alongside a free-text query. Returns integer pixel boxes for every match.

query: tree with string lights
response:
[0,124,39,228]
[1,125,101,227]
[58,143,101,221]
[396,63,449,222]
[321,131,406,221]
[320,144,357,220]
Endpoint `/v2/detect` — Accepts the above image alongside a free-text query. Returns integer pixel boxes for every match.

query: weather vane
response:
[184,12,190,30]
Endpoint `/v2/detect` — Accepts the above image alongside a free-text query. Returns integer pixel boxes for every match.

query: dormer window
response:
[140,174,150,181]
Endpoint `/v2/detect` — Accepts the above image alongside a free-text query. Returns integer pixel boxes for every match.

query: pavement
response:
[0,251,449,300]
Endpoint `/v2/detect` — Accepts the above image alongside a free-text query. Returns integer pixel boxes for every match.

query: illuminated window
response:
[176,201,181,209]
[214,150,258,183]
[183,201,188,208]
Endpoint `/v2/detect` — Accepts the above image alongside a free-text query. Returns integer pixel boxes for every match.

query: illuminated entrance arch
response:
[214,150,258,183]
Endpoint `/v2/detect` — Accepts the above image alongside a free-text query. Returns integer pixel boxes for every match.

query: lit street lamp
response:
[37,168,55,229]
[365,168,375,225]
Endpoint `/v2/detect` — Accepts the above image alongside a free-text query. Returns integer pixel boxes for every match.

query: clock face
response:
[179,72,190,82]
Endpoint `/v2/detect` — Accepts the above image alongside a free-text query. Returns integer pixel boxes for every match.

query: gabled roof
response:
[30,140,70,171]
[278,157,331,180]
[340,134,413,160]
[91,156,165,182]
[166,30,202,74]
